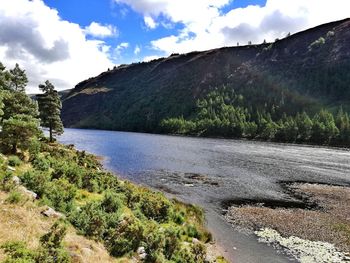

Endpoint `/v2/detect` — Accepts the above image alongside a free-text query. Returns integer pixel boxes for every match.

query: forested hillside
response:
[61,18,350,145]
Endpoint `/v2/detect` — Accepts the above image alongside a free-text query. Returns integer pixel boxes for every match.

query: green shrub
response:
[37,222,71,263]
[185,224,200,239]
[100,191,124,213]
[105,215,144,257]
[20,170,51,197]
[0,222,70,263]
[0,241,36,263]
[163,226,181,260]
[308,37,326,50]
[28,138,41,158]
[0,172,16,192]
[139,192,171,222]
[44,178,77,213]
[8,155,22,167]
[32,155,50,171]
[69,201,107,238]
[142,223,168,262]
[5,190,24,204]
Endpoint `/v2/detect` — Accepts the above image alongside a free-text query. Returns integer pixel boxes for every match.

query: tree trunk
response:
[49,122,53,142]
[11,143,17,154]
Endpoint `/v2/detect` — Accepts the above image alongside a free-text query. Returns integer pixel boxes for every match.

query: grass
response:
[0,142,224,262]
[5,190,24,204]
[75,189,103,206]
[0,190,118,263]
[225,183,350,253]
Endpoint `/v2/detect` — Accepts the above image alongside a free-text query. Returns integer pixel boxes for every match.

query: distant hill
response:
[61,18,350,133]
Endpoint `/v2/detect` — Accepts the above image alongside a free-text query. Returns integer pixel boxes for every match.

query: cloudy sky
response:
[0,0,349,93]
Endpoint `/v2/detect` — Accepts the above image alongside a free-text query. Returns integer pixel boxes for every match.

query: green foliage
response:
[160,86,350,146]
[0,172,16,192]
[139,192,171,222]
[1,241,36,263]
[1,222,71,263]
[0,63,41,155]
[308,37,326,51]
[311,110,339,144]
[37,222,71,263]
[9,63,28,92]
[37,80,64,142]
[5,190,24,204]
[8,155,22,167]
[105,215,144,257]
[20,170,51,197]
[1,114,41,154]
[44,178,77,213]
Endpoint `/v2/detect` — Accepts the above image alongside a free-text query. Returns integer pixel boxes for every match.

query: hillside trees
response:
[37,80,64,142]
[160,86,350,146]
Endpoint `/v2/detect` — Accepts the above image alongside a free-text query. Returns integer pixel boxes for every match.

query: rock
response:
[12,176,21,185]
[137,247,147,260]
[69,251,84,263]
[192,238,200,244]
[41,207,64,218]
[7,166,16,172]
[137,246,145,254]
[18,186,37,199]
[81,247,93,257]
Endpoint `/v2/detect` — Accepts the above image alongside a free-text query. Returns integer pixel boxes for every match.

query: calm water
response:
[58,128,350,263]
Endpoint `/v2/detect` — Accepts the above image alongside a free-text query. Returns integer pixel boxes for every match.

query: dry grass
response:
[226,183,350,252]
[0,191,119,263]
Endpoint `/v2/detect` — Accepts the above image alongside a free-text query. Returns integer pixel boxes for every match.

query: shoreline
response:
[63,127,350,151]
[58,128,350,262]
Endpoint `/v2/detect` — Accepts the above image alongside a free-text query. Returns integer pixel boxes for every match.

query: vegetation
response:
[1,222,71,263]
[160,86,350,146]
[0,60,217,262]
[61,18,350,143]
[37,80,64,142]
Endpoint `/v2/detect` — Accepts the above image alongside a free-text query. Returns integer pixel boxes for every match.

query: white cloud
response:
[134,45,141,55]
[114,42,129,57]
[115,0,350,55]
[116,42,129,50]
[144,16,158,29]
[84,22,118,38]
[0,0,114,93]
[143,55,161,62]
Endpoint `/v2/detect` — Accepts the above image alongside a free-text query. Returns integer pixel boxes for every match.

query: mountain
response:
[61,18,350,133]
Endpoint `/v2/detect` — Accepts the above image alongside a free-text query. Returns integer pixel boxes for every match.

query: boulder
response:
[12,176,21,185]
[18,186,37,200]
[7,166,16,172]
[137,247,147,260]
[41,207,64,218]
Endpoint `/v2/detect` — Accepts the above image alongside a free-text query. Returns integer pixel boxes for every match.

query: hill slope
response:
[61,18,350,133]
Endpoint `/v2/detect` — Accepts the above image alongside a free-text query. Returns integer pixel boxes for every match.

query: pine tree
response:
[0,62,11,90]
[37,80,64,142]
[2,114,40,154]
[296,112,313,142]
[335,107,350,146]
[311,110,339,144]
[9,63,28,92]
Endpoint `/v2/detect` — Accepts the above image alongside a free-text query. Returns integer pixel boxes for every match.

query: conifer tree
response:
[37,80,64,142]
[2,114,40,154]
[9,63,28,92]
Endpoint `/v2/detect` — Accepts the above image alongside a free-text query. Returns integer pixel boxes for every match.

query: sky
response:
[0,0,349,93]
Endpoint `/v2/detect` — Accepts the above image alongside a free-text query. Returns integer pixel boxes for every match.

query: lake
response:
[58,128,350,263]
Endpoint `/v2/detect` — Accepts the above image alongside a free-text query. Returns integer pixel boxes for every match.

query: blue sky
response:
[0,0,349,92]
[44,0,267,64]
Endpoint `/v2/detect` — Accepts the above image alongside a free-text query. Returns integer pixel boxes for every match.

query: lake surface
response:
[58,128,350,263]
